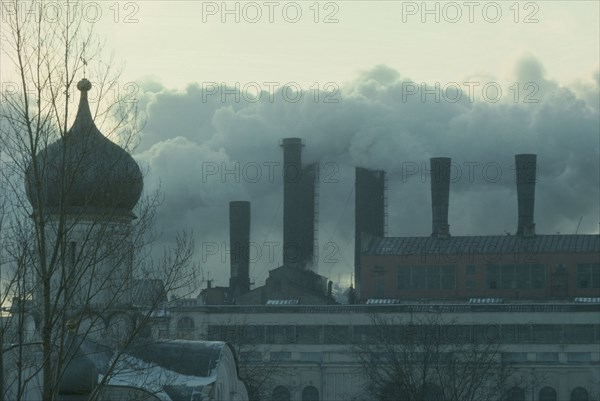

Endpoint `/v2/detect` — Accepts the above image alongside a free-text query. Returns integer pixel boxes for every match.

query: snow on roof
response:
[80,338,227,401]
[266,299,299,305]
[125,340,224,377]
[101,353,217,401]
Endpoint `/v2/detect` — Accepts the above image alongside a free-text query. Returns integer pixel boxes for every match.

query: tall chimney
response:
[355,167,386,297]
[430,157,451,238]
[229,201,250,294]
[281,138,304,268]
[515,154,536,237]
[298,163,318,270]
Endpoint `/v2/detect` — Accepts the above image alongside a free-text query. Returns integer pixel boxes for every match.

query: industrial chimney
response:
[430,157,451,238]
[355,167,386,296]
[515,154,537,237]
[281,138,316,269]
[229,201,250,295]
[298,163,318,270]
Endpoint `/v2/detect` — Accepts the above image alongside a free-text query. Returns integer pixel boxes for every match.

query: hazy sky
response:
[93,1,600,89]
[101,1,599,290]
[5,1,599,291]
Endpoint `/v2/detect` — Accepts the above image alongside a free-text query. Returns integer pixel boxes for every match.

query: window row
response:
[397,265,456,290]
[206,323,600,345]
[502,352,592,364]
[486,264,546,289]
[504,386,591,401]
[271,383,591,401]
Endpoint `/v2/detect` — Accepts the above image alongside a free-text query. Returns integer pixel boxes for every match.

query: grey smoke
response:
[133,56,599,289]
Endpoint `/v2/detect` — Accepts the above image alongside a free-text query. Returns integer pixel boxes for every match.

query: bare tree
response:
[353,313,522,401]
[204,318,283,401]
[0,1,198,400]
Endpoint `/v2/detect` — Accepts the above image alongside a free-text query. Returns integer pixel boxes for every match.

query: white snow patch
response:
[100,353,217,401]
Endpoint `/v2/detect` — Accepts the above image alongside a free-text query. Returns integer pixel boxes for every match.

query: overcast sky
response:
[9,1,599,290]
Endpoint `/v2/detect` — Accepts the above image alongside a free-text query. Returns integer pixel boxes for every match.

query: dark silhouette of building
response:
[358,155,600,301]
[354,167,386,298]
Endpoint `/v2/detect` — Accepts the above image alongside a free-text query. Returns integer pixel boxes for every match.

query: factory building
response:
[200,138,333,306]
[357,155,600,302]
[185,142,598,400]
[167,301,600,401]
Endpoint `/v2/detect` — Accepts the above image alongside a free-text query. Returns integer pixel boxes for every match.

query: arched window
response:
[539,387,557,401]
[177,316,194,330]
[504,386,525,401]
[571,387,589,401]
[272,385,291,401]
[302,385,319,401]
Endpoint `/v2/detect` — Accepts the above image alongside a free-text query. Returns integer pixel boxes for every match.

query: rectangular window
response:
[296,325,321,344]
[501,325,532,344]
[270,351,292,361]
[536,352,558,362]
[440,324,471,344]
[238,325,264,344]
[241,351,263,362]
[565,324,595,343]
[353,325,377,344]
[427,266,440,289]
[487,264,545,289]
[324,325,350,344]
[501,265,516,289]
[299,352,322,362]
[594,264,600,288]
[502,352,528,364]
[441,265,455,289]
[516,264,531,289]
[412,267,427,289]
[397,268,411,290]
[397,265,455,290]
[577,263,600,288]
[532,325,562,343]
[487,265,500,289]
[208,325,238,342]
[531,264,546,288]
[266,325,297,344]
[567,352,591,363]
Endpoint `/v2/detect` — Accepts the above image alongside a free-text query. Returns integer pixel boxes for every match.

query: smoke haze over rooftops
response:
[133,57,599,289]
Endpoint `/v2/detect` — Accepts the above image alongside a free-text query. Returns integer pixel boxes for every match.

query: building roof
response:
[78,339,229,401]
[362,233,600,256]
[126,340,225,378]
[188,303,600,314]
[25,79,143,215]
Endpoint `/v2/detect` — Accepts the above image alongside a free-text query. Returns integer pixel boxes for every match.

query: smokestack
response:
[430,157,451,238]
[229,201,250,294]
[281,138,305,268]
[515,154,537,237]
[298,163,318,270]
[355,167,386,297]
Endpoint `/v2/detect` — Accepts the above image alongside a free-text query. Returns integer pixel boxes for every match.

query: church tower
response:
[24,78,144,312]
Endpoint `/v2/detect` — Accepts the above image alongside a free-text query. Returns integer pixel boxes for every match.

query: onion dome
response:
[25,79,143,216]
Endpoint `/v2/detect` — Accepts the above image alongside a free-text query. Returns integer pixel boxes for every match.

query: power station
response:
[198,138,598,305]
